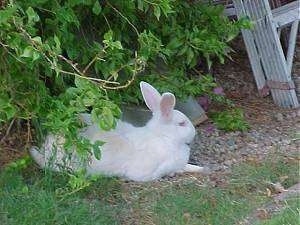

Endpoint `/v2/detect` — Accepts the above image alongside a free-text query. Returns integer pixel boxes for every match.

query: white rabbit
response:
[30,81,205,182]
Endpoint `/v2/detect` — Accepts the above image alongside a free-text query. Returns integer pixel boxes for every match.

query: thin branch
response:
[0,118,15,143]
[103,14,111,30]
[12,16,140,90]
[55,68,119,85]
[103,52,143,90]
[0,41,25,64]
[57,54,119,85]
[26,119,32,145]
[82,47,107,74]
[106,1,139,36]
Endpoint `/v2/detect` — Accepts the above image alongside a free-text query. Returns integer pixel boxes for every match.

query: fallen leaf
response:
[266,188,272,197]
[256,208,270,220]
[183,212,191,223]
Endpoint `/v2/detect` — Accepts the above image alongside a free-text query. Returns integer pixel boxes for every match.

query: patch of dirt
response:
[0,121,30,169]
[240,182,300,225]
[189,35,300,172]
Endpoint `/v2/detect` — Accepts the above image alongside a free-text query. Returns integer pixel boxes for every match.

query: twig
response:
[0,118,15,143]
[26,119,32,146]
[16,23,120,86]
[103,52,143,90]
[103,14,111,30]
[12,16,140,90]
[54,68,119,85]
[0,40,25,64]
[106,1,139,36]
[82,48,107,74]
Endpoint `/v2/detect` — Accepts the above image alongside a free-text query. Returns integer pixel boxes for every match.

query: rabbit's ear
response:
[140,81,161,112]
[160,93,175,121]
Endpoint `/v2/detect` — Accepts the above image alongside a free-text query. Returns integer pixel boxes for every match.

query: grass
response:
[0,153,299,225]
[0,169,123,225]
[256,198,300,225]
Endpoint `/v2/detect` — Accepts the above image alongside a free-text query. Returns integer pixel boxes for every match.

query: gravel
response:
[190,111,300,172]
[189,35,300,173]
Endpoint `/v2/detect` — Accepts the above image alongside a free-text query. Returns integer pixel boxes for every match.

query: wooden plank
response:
[250,0,285,105]
[272,1,300,28]
[233,0,299,107]
[233,0,268,93]
[224,7,236,16]
[262,0,299,107]
[263,1,299,107]
[286,20,299,75]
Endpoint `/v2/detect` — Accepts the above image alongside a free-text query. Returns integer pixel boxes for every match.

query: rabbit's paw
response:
[179,164,210,174]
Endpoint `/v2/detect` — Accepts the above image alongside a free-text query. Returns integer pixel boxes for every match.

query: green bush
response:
[210,108,249,132]
[0,0,250,163]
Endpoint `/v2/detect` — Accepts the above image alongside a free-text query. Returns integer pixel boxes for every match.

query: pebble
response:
[274,113,284,122]
[190,110,299,173]
[227,139,235,146]
[291,112,297,118]
[191,36,300,173]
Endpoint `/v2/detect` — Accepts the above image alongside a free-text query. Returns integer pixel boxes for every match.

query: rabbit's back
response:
[84,124,190,181]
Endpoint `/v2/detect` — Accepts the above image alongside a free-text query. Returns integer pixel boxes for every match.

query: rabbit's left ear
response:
[140,81,161,112]
[160,93,175,121]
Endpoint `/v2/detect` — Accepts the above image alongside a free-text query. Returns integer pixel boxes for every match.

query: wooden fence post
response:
[233,0,299,108]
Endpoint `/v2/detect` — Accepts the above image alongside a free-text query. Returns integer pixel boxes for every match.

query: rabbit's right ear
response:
[140,81,161,112]
[160,93,175,121]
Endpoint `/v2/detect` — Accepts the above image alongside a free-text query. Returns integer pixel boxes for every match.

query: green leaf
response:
[0,6,17,24]
[103,30,113,42]
[74,77,90,90]
[177,45,188,56]
[26,7,40,24]
[137,0,144,11]
[186,49,194,66]
[92,140,105,160]
[153,6,161,20]
[167,38,183,49]
[20,46,34,58]
[53,35,61,53]
[100,107,114,130]
[32,51,40,61]
[20,46,40,61]
[92,1,102,15]
[110,41,123,50]
[32,36,42,45]
[4,104,16,120]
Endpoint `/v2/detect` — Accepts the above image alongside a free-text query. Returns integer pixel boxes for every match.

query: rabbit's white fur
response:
[30,81,204,181]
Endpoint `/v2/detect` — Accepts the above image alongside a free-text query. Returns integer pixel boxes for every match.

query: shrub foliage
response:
[0,0,249,161]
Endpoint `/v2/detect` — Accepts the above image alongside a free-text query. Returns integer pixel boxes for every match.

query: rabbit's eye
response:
[178,121,186,126]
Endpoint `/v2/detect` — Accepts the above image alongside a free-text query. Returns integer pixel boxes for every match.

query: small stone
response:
[228,145,237,151]
[264,140,272,147]
[291,112,297,118]
[227,139,236,146]
[274,113,283,122]
[224,160,232,166]
[183,212,191,223]
[281,139,291,145]
[286,114,292,120]
[297,109,300,117]
[256,208,271,220]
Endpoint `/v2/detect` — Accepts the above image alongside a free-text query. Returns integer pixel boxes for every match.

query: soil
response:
[189,35,300,172]
[0,121,30,169]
